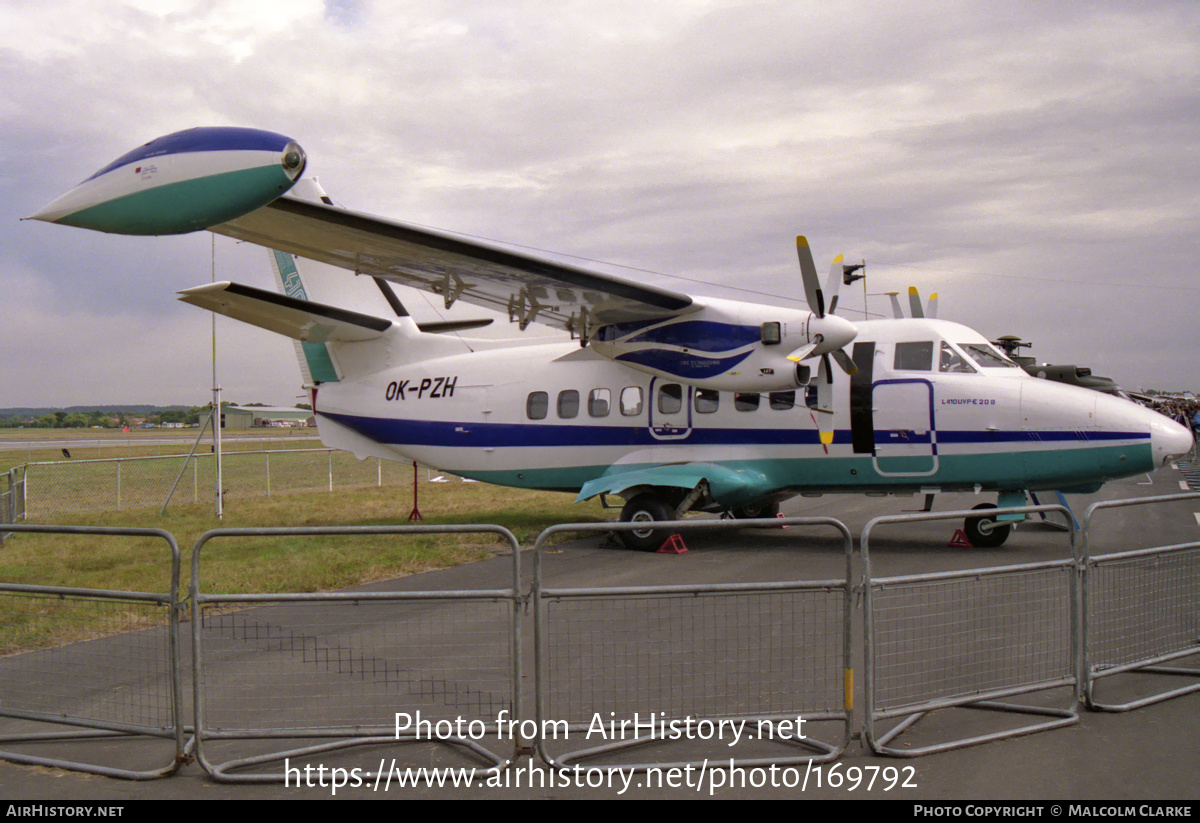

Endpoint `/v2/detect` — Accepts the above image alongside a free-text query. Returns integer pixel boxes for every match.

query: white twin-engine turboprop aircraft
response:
[31,127,1195,549]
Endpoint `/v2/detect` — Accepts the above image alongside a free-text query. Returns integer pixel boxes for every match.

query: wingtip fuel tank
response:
[29,126,305,235]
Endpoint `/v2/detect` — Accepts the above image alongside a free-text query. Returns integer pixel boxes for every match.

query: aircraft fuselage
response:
[313,317,1187,508]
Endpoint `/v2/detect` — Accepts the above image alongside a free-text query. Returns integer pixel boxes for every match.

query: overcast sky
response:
[3,0,1198,408]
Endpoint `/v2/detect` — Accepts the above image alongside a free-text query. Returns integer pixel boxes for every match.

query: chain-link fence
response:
[21,449,416,517]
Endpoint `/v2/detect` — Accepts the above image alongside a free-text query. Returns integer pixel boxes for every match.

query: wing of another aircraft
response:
[211,194,695,337]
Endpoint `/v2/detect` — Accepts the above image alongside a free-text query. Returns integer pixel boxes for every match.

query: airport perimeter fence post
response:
[861,504,1080,757]
[1,467,25,543]
[190,524,523,784]
[0,524,186,779]
[532,516,855,775]
[1080,492,1200,712]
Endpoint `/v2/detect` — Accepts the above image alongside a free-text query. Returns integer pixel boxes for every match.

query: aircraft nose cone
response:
[1149,412,1195,467]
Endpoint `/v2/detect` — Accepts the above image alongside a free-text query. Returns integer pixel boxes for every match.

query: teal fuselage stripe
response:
[449,442,1152,501]
[59,165,293,235]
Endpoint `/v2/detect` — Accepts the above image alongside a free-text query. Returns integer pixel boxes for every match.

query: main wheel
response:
[964,503,1012,548]
[729,501,781,520]
[619,494,675,552]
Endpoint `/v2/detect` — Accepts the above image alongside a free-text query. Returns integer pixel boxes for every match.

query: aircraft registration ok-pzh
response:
[31,127,1195,549]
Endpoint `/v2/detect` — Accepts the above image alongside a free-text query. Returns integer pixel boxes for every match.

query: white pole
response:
[212,235,223,519]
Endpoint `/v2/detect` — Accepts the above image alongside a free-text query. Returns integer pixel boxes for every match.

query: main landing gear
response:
[616,484,781,551]
[619,494,676,552]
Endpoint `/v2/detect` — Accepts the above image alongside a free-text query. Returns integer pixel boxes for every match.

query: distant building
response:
[222,406,315,430]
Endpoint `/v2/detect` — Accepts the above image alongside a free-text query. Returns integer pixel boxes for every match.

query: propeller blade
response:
[796,235,824,318]
[786,342,819,363]
[826,255,844,316]
[816,354,835,445]
[832,348,859,376]
[927,292,938,319]
[908,286,925,319]
[885,291,905,319]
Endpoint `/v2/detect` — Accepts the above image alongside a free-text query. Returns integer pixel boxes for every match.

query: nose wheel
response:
[964,503,1012,548]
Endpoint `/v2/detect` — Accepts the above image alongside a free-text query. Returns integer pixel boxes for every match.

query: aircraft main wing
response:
[211,195,695,335]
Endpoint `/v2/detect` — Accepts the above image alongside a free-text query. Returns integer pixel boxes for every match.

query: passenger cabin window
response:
[939,342,976,373]
[734,392,760,412]
[527,391,548,420]
[658,383,684,414]
[894,341,934,371]
[557,390,579,418]
[588,389,611,417]
[620,386,643,416]
[769,391,795,410]
[694,389,719,414]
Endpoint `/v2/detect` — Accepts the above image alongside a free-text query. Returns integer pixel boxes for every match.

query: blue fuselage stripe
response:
[321,411,1149,450]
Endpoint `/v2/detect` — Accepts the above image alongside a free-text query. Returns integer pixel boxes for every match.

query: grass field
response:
[0,428,322,472]
[0,429,611,651]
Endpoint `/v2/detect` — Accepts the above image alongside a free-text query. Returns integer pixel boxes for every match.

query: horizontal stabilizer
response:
[419,318,494,334]
[178,281,391,343]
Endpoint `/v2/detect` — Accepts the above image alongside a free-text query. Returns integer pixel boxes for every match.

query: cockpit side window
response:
[894,341,934,371]
[960,343,1018,368]
[939,342,976,373]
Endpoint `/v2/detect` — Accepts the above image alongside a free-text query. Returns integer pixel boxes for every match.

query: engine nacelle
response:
[590,298,852,392]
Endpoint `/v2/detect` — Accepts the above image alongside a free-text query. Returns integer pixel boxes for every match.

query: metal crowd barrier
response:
[1,492,1196,782]
[532,517,855,771]
[861,505,1080,757]
[0,524,185,779]
[189,525,523,783]
[1081,493,1200,711]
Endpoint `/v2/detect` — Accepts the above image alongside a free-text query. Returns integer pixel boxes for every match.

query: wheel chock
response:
[775,512,788,529]
[658,533,688,554]
[949,529,974,548]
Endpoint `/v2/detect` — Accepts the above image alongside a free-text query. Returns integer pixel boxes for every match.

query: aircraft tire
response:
[619,494,675,552]
[730,501,781,520]
[964,503,1011,548]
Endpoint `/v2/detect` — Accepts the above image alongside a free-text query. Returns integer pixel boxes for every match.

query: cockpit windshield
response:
[959,343,1018,369]
[939,342,975,373]
[894,339,1019,374]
